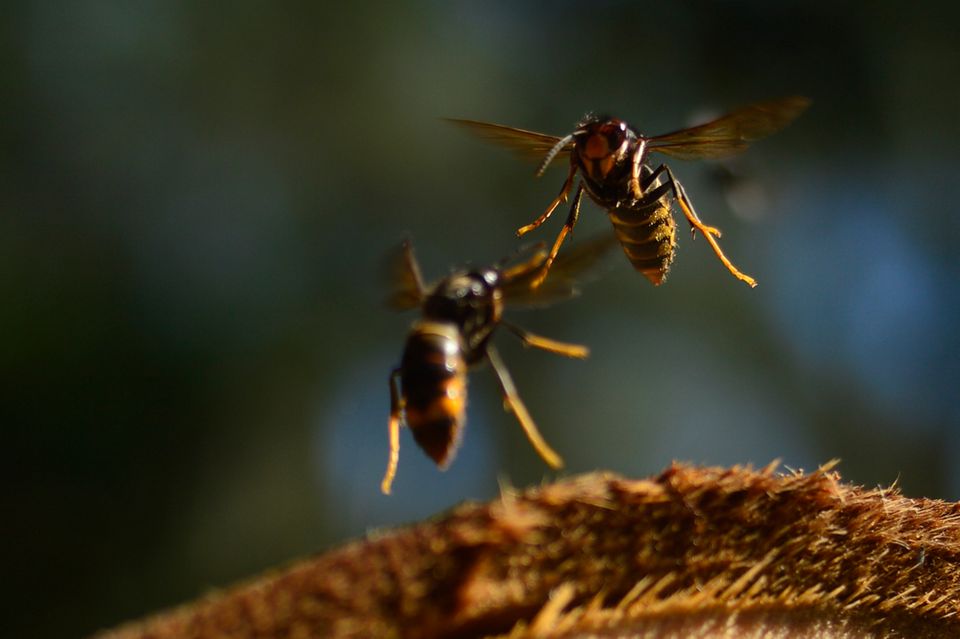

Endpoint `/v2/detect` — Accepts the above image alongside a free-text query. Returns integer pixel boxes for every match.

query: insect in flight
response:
[448,96,810,288]
[380,235,616,494]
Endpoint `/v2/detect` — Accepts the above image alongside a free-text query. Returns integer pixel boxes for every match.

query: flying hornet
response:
[449,96,809,288]
[380,235,616,494]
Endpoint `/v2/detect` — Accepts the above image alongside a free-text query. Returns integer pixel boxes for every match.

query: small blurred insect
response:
[380,235,616,494]
[448,96,810,288]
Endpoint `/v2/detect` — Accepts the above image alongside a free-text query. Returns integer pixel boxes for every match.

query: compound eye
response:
[604,122,627,149]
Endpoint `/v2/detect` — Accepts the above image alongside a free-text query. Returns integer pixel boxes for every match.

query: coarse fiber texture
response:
[94,461,960,638]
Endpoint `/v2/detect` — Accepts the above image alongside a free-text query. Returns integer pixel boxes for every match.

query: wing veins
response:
[647,96,810,160]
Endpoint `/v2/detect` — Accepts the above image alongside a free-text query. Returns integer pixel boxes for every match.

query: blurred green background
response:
[4,2,959,636]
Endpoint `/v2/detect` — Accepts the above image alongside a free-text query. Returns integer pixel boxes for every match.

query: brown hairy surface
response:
[93,462,960,639]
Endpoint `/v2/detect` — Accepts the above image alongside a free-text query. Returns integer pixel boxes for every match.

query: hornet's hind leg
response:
[380,368,403,495]
[640,164,757,288]
[486,346,564,470]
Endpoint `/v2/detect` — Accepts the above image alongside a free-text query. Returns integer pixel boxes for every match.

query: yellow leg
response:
[500,245,549,282]
[663,166,757,288]
[487,346,564,470]
[517,163,576,237]
[380,369,403,495]
[530,183,585,289]
[502,322,589,359]
[628,139,649,200]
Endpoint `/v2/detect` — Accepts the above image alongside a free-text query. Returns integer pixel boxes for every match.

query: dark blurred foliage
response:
[3,1,959,636]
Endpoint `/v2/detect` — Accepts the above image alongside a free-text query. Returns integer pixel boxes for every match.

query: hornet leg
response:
[517,162,576,237]
[499,245,550,282]
[486,346,564,470]
[531,182,585,289]
[641,164,722,240]
[640,164,757,288]
[627,139,650,200]
[502,321,589,359]
[380,368,403,495]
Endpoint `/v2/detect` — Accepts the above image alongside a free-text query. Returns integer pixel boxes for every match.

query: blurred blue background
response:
[4,2,959,636]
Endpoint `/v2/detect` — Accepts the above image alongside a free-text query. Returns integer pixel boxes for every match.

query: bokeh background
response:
[5,2,959,636]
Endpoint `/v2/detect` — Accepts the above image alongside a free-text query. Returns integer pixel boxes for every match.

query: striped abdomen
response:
[607,195,677,286]
[400,322,468,468]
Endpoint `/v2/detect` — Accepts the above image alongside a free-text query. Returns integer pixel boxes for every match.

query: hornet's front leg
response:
[517,162,577,237]
[628,139,649,200]
[531,182,585,289]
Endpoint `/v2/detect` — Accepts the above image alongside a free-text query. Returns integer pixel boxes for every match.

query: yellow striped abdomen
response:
[607,196,677,286]
[400,322,468,468]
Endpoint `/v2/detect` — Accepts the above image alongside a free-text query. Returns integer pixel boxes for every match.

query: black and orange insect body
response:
[380,236,615,494]
[450,96,810,287]
[605,165,677,285]
[397,266,500,468]
[397,322,468,467]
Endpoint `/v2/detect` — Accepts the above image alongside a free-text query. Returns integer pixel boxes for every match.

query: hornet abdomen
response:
[607,188,677,286]
[400,321,468,468]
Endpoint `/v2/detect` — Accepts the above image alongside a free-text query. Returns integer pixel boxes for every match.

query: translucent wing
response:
[384,238,426,310]
[445,118,573,164]
[648,96,811,160]
[501,233,620,307]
